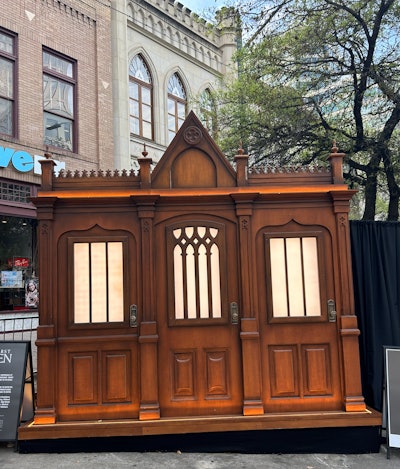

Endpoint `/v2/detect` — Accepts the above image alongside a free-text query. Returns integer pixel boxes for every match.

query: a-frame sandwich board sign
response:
[0,341,34,444]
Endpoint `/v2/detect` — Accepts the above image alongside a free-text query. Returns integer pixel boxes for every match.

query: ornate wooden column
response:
[34,157,57,424]
[233,150,264,416]
[333,196,366,412]
[330,144,366,412]
[136,155,160,420]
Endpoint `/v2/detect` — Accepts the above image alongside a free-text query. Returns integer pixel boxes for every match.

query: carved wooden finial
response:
[138,143,152,189]
[234,141,249,186]
[44,145,53,160]
[40,146,56,191]
[142,143,148,158]
[328,139,345,184]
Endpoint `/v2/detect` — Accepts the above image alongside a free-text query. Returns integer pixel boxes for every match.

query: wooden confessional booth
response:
[20,112,380,442]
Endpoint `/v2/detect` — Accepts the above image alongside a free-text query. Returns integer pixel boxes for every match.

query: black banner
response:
[0,341,34,442]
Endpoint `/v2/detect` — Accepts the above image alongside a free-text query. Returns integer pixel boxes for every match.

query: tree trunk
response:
[382,146,400,221]
[387,193,400,221]
[362,154,381,221]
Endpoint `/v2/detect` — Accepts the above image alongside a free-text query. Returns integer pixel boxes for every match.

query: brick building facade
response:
[112,0,239,169]
[0,0,113,310]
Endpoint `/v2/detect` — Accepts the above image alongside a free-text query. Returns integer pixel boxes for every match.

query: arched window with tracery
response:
[167,223,227,324]
[129,54,153,140]
[167,72,186,142]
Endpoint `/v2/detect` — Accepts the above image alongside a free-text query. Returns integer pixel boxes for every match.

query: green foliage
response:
[211,0,400,220]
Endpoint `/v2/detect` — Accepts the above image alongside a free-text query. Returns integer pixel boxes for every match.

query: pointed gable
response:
[151,111,237,188]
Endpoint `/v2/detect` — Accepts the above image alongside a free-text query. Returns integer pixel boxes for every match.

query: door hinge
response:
[130,304,138,327]
[327,299,337,323]
[230,302,239,324]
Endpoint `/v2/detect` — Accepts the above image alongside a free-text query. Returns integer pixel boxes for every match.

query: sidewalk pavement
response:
[1,443,399,469]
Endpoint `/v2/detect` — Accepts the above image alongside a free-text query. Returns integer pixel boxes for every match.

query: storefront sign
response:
[0,342,34,443]
[0,145,65,175]
[7,257,30,269]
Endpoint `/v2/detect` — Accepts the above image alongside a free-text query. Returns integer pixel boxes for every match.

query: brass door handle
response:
[230,302,239,324]
[327,299,337,323]
[130,304,138,327]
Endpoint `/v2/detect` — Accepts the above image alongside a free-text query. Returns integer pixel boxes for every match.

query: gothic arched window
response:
[129,54,153,140]
[167,73,186,142]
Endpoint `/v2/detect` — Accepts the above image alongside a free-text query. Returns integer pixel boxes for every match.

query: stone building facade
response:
[112,0,239,169]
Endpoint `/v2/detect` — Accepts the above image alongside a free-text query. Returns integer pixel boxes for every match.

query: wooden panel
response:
[171,149,217,188]
[269,346,299,397]
[59,341,140,421]
[103,351,131,402]
[302,344,332,396]
[69,353,97,404]
[205,349,229,397]
[172,351,196,399]
[20,406,382,441]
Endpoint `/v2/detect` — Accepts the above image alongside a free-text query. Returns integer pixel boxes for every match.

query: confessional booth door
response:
[259,223,343,412]
[155,216,243,418]
[56,227,140,421]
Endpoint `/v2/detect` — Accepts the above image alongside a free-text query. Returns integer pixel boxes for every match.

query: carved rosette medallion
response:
[184,126,202,145]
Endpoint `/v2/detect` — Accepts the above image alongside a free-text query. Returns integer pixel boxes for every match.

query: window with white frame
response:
[129,54,153,140]
[167,73,186,142]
